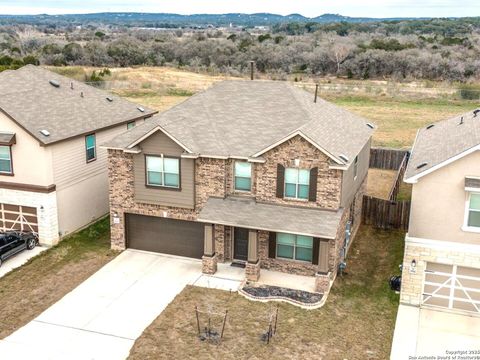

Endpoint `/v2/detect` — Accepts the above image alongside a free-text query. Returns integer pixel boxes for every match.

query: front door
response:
[234,227,249,261]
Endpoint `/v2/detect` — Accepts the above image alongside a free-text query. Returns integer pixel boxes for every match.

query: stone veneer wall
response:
[108,150,227,250]
[400,239,480,306]
[256,135,342,210]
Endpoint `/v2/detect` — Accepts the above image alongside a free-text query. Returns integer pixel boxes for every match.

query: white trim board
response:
[405,234,480,254]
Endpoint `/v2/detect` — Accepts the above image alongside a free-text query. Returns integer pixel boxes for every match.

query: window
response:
[353,156,358,179]
[284,168,310,199]
[127,121,136,130]
[234,161,251,191]
[0,146,12,174]
[85,134,96,162]
[146,155,180,188]
[467,193,480,228]
[276,233,313,262]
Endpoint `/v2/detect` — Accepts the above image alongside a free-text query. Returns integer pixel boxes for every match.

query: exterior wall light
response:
[409,259,417,274]
[112,212,120,225]
[294,158,300,167]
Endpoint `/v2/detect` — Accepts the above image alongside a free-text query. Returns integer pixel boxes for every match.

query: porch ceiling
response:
[197,196,343,239]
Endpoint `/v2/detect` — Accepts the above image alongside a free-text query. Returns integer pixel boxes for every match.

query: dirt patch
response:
[0,218,117,339]
[128,226,405,360]
[366,169,397,199]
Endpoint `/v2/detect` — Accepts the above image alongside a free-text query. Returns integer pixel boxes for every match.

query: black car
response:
[0,231,38,267]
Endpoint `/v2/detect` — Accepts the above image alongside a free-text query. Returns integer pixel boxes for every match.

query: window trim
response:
[284,167,310,201]
[127,121,136,130]
[85,133,97,163]
[0,145,13,176]
[234,161,252,192]
[144,154,182,191]
[463,192,480,233]
[275,233,314,263]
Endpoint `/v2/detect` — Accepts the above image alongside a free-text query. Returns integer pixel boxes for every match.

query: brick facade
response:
[107,134,368,293]
[400,237,480,306]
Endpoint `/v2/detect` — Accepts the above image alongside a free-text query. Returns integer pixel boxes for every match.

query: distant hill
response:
[0,12,428,27]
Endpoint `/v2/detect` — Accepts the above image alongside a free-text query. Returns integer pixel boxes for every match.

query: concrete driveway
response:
[391,304,480,359]
[0,250,204,360]
[0,246,47,279]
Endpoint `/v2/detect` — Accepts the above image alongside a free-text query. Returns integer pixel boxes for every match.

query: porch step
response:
[231,261,246,269]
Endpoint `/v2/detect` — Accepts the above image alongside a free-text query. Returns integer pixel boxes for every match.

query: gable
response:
[137,130,185,156]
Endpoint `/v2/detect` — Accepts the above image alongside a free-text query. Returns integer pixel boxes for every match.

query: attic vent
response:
[49,80,60,88]
[137,107,145,113]
[426,124,435,130]
[474,109,480,117]
[40,129,50,137]
[366,123,374,129]
[339,154,349,163]
[106,97,113,102]
[416,162,428,170]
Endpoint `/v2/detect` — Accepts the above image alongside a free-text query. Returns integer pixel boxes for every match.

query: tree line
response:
[1,18,479,81]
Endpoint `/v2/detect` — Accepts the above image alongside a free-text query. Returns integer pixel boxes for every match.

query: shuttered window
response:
[234,161,251,191]
[146,155,180,188]
[284,168,310,200]
[276,233,313,262]
[0,146,12,174]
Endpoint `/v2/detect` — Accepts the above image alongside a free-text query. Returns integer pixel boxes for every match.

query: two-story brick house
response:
[0,65,156,245]
[104,81,374,293]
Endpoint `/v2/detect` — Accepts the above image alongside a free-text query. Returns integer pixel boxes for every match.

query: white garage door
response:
[422,262,480,314]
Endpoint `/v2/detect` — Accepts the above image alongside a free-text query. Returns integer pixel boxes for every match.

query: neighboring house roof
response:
[104,81,374,165]
[197,196,343,239]
[405,109,480,182]
[0,65,156,145]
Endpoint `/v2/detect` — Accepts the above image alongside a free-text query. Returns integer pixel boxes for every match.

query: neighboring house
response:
[103,80,373,293]
[0,65,156,245]
[401,110,480,313]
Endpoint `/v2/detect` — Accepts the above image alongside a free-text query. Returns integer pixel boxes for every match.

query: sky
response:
[0,0,479,18]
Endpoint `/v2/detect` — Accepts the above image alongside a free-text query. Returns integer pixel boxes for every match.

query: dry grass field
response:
[128,226,405,360]
[50,66,479,149]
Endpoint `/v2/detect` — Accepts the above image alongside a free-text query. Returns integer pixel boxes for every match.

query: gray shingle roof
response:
[197,196,343,239]
[405,109,480,181]
[104,81,374,164]
[0,65,156,145]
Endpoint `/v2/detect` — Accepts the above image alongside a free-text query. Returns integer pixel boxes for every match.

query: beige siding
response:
[56,171,109,236]
[134,131,195,209]
[0,112,53,186]
[50,125,129,190]
[340,138,371,207]
[408,151,480,244]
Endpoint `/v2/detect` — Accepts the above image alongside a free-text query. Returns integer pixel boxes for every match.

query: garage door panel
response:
[0,203,38,233]
[126,214,204,259]
[422,262,480,314]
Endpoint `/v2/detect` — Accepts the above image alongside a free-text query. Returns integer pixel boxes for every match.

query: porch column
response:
[245,230,261,282]
[202,224,217,275]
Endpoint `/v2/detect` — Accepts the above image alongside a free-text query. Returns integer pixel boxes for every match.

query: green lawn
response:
[128,225,405,360]
[0,217,118,339]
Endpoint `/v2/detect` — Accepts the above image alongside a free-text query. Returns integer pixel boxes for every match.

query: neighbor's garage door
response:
[422,262,480,314]
[0,203,38,233]
[125,214,204,259]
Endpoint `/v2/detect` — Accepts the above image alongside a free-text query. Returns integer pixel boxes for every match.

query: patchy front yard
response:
[0,217,117,339]
[128,226,404,360]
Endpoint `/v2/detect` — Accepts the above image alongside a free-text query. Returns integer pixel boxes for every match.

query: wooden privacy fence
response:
[370,148,409,170]
[362,196,411,231]
[388,152,409,201]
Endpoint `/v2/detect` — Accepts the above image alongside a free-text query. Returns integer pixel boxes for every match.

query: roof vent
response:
[339,154,349,163]
[49,80,60,88]
[366,123,375,129]
[137,107,145,113]
[459,116,464,125]
[416,162,428,169]
[40,129,50,137]
[80,92,84,98]
[106,97,113,102]
[426,124,435,130]
[474,109,480,117]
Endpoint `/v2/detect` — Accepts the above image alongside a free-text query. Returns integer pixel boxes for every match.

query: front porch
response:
[198,197,344,294]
